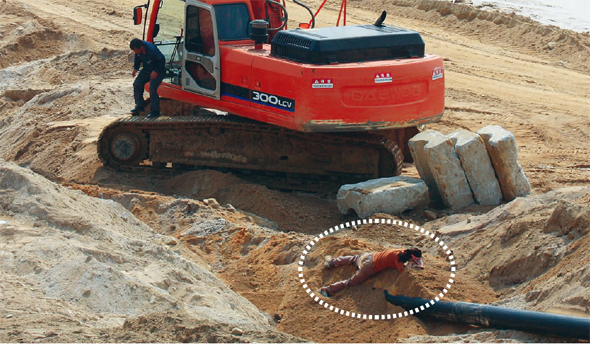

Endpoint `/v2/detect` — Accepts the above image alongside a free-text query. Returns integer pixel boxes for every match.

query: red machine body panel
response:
[158,43,444,132]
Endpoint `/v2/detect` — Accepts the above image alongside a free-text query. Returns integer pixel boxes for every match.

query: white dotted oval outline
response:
[297,218,457,320]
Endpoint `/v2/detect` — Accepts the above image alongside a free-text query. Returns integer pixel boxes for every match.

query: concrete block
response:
[337,176,429,218]
[408,130,446,203]
[449,129,503,206]
[424,134,474,210]
[477,125,531,201]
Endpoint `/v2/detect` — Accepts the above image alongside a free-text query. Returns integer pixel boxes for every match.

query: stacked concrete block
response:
[337,176,429,218]
[408,130,445,204]
[352,125,530,214]
[424,134,474,210]
[449,129,503,206]
[477,125,532,201]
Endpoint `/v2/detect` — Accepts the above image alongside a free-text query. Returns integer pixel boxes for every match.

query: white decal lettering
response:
[252,91,293,109]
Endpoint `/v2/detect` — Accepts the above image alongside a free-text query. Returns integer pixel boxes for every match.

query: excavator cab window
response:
[213,3,250,41]
[184,5,217,91]
[185,6,215,57]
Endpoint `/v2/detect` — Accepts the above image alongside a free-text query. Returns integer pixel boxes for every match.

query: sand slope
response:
[0,0,589,342]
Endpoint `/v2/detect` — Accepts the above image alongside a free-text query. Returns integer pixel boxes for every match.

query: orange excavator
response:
[97,0,444,189]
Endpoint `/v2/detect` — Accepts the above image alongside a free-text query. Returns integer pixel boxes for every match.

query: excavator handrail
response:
[266,0,288,31]
[307,0,346,27]
[292,0,315,28]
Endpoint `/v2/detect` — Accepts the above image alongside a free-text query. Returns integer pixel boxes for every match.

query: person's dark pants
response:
[133,70,164,113]
[324,253,375,295]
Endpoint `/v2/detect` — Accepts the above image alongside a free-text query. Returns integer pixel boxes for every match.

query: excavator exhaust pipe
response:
[384,292,590,340]
[250,20,269,49]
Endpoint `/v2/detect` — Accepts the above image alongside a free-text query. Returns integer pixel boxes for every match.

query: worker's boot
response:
[324,255,333,269]
[319,287,331,297]
[130,106,144,116]
[146,111,161,119]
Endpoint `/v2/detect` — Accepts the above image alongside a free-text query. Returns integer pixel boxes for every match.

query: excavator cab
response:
[137,0,285,98]
[144,0,259,98]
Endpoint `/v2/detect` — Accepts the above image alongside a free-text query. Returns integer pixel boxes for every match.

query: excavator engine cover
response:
[270,24,425,64]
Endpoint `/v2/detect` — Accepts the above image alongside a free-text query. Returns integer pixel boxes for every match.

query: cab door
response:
[182,0,220,99]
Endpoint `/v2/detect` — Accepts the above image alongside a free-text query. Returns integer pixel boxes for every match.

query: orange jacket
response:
[372,249,405,273]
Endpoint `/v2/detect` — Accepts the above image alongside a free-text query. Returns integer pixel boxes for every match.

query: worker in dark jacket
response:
[129,38,166,118]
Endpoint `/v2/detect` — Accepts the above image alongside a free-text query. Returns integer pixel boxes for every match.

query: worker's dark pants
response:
[324,253,375,295]
[134,70,164,113]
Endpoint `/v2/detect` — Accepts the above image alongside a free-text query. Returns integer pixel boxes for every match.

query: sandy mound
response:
[429,186,590,316]
[104,310,303,343]
[0,48,133,182]
[89,177,590,341]
[68,169,348,235]
[1,0,589,341]
[0,0,101,69]
[0,0,135,184]
[81,183,501,342]
[0,159,302,342]
[161,170,347,234]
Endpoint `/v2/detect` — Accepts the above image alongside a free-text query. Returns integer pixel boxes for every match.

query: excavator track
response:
[98,107,407,191]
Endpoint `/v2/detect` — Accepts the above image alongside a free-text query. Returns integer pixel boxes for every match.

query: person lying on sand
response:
[319,247,424,297]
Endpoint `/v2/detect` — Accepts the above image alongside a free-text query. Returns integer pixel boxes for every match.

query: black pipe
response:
[384,291,590,340]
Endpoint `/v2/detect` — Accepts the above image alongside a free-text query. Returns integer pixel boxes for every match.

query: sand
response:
[0,0,589,342]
